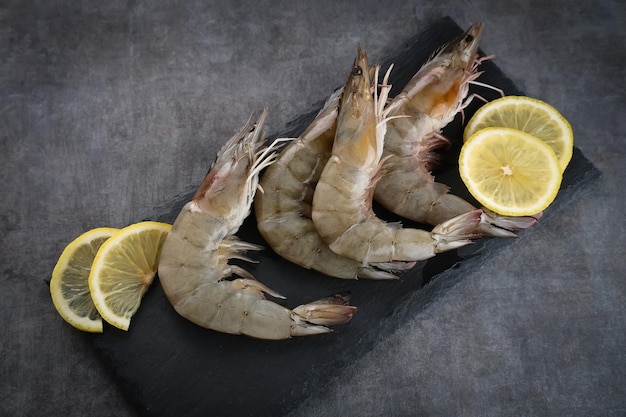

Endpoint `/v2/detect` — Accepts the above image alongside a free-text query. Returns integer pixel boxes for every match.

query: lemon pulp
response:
[459,127,562,216]
[88,221,171,331]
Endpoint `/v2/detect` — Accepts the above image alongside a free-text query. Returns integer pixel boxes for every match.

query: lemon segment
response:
[459,127,562,216]
[50,227,119,332]
[88,221,171,331]
[463,95,573,172]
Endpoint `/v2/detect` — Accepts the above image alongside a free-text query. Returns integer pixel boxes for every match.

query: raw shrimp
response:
[158,110,356,339]
[375,23,539,233]
[255,90,413,279]
[311,48,482,265]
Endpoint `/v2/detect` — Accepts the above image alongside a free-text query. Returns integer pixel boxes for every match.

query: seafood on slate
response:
[255,24,535,280]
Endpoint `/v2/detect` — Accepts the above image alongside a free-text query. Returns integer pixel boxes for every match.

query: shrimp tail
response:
[431,209,483,252]
[477,209,543,237]
[291,293,357,336]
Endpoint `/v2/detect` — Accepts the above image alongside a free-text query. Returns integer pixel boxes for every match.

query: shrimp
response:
[375,23,540,233]
[311,48,482,266]
[157,109,356,340]
[255,89,413,280]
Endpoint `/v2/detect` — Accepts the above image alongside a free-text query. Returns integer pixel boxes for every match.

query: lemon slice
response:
[463,96,573,172]
[50,227,118,332]
[89,221,171,330]
[459,127,562,216]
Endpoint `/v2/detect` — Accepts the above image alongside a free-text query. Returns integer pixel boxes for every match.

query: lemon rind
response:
[50,227,118,333]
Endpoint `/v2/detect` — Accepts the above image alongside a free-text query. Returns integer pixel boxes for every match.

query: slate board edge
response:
[282,146,602,415]
[367,147,601,340]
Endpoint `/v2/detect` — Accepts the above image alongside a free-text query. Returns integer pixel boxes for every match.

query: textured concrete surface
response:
[1,1,624,416]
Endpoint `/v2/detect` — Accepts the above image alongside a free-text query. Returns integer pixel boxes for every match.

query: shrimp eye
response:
[465,34,474,43]
[352,66,363,76]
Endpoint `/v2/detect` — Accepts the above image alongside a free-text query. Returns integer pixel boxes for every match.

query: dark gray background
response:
[2,1,624,416]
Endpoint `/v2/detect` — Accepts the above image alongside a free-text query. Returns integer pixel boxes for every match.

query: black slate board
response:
[92,17,601,417]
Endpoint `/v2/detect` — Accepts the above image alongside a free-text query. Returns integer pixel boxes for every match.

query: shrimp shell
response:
[255,90,412,279]
[158,110,356,339]
[311,48,482,266]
